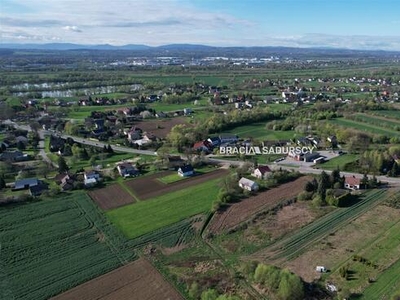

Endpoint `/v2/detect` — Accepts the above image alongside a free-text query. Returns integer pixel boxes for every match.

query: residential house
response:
[126,127,142,141]
[207,137,221,147]
[15,135,29,146]
[155,111,167,118]
[262,140,290,147]
[238,177,259,191]
[193,141,212,153]
[13,178,42,190]
[252,165,272,179]
[183,108,193,115]
[84,170,101,187]
[117,162,140,177]
[0,150,29,162]
[166,156,185,170]
[219,134,238,144]
[296,137,313,146]
[178,165,194,177]
[29,184,48,196]
[327,135,338,147]
[344,176,362,190]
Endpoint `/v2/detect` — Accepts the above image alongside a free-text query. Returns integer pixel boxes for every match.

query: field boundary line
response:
[117,181,141,202]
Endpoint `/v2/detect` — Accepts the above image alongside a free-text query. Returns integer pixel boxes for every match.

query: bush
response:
[297,191,313,201]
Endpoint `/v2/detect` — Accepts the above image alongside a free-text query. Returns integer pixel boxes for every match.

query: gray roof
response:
[14,178,40,190]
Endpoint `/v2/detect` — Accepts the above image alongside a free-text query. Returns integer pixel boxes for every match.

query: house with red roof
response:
[344,176,362,190]
[252,165,272,179]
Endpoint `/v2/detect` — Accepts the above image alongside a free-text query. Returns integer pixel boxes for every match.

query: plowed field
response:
[208,176,311,233]
[51,258,184,300]
[88,183,135,210]
[125,169,228,200]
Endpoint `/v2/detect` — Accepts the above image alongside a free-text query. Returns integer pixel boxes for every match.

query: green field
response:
[316,154,359,171]
[0,192,134,300]
[107,179,221,239]
[353,113,400,130]
[330,118,400,137]
[361,258,400,300]
[223,123,296,140]
[371,110,400,121]
[158,173,187,184]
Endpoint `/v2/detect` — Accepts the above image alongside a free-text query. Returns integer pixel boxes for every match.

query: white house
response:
[252,165,272,179]
[178,165,194,177]
[238,177,259,191]
[84,170,101,187]
[344,176,362,190]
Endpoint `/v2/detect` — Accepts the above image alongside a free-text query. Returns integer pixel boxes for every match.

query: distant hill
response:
[0,43,151,51]
[0,43,399,59]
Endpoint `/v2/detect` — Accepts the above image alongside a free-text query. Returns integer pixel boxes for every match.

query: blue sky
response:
[1,0,400,50]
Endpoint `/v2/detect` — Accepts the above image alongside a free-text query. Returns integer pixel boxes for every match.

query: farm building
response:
[238,177,259,191]
[303,152,321,162]
[0,150,30,162]
[117,162,139,178]
[178,165,194,177]
[166,156,185,170]
[252,165,272,179]
[344,176,362,190]
[14,178,42,190]
[219,134,238,144]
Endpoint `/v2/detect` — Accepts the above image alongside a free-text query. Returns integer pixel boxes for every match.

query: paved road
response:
[58,133,156,156]
[3,120,156,157]
[207,154,400,186]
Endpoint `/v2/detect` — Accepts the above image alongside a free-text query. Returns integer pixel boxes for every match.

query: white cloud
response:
[1,0,400,50]
[63,26,82,33]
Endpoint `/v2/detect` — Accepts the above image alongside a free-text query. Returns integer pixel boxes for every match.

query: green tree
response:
[16,140,26,150]
[317,171,330,204]
[188,282,200,299]
[277,269,304,300]
[57,156,69,173]
[0,177,5,190]
[330,167,341,186]
[201,289,219,300]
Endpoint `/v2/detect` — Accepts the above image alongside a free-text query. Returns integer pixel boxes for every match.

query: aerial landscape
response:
[1,1,400,300]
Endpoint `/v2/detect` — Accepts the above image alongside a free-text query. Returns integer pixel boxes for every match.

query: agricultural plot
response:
[107,179,221,239]
[329,118,400,137]
[134,117,191,139]
[370,110,400,121]
[282,204,400,283]
[315,154,358,171]
[0,192,135,300]
[87,183,136,210]
[125,169,228,200]
[353,113,400,130]
[208,176,311,234]
[361,258,400,300]
[252,189,387,264]
[51,258,184,300]
[223,123,296,140]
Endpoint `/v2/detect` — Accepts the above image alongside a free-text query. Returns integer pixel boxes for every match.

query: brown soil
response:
[51,258,184,300]
[125,169,229,200]
[208,176,312,233]
[88,183,135,210]
[135,117,189,139]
